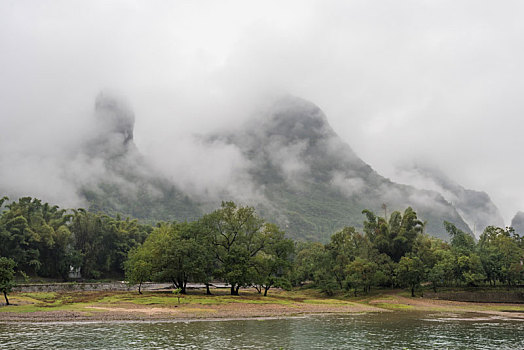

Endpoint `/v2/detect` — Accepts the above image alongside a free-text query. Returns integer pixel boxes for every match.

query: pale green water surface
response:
[0,312,523,349]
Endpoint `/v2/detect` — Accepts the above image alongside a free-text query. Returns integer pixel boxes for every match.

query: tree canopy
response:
[0,257,16,305]
[1,194,523,298]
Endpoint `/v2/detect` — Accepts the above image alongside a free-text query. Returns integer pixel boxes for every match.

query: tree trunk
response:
[3,291,9,306]
[230,284,237,295]
[264,285,270,296]
[138,282,143,295]
[181,282,187,294]
[235,285,240,295]
[411,286,415,297]
[334,273,343,289]
[205,283,212,295]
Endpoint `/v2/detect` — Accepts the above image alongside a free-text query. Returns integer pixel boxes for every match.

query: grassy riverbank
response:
[1,288,524,322]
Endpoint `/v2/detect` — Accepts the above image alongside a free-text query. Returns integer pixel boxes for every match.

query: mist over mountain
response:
[511,211,524,236]
[2,0,524,244]
[392,164,505,237]
[68,93,202,222]
[205,96,473,240]
[2,93,492,242]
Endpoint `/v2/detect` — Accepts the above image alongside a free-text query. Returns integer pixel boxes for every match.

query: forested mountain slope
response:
[208,96,472,241]
[78,94,487,241]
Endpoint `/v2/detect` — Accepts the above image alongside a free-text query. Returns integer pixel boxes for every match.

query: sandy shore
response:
[1,289,523,323]
[0,299,383,322]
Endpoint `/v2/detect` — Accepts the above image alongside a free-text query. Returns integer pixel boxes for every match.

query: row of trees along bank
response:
[0,196,150,281]
[1,195,523,302]
[293,210,524,296]
[124,203,524,297]
[125,201,294,295]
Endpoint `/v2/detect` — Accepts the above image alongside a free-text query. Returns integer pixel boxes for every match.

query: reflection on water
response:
[0,312,523,349]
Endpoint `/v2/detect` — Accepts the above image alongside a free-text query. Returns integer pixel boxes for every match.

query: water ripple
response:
[0,313,523,349]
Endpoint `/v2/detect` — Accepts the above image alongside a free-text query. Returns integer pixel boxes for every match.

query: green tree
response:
[0,257,16,305]
[125,247,152,294]
[396,255,425,297]
[427,248,454,292]
[346,257,377,295]
[372,253,396,287]
[192,220,217,295]
[100,215,150,276]
[31,202,73,279]
[445,221,475,255]
[69,210,149,279]
[167,221,211,294]
[252,223,294,296]
[0,198,41,274]
[0,197,84,280]
[70,209,104,278]
[479,226,523,286]
[292,242,338,295]
[458,254,485,286]
[138,221,208,294]
[326,226,370,289]
[203,202,268,295]
[362,208,423,262]
[445,222,485,285]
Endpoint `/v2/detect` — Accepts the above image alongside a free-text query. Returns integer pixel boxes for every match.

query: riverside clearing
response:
[1,288,524,323]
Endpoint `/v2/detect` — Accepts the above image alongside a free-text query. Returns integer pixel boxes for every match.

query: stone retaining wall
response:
[13,282,171,293]
[425,290,524,303]
[13,282,229,293]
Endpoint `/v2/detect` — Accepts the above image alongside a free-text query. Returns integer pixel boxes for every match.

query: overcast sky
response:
[1,0,524,223]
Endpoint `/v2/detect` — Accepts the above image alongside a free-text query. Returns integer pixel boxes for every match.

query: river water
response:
[1,312,523,349]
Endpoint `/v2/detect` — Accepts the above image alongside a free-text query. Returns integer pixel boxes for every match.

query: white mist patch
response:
[391,163,505,235]
[267,138,311,186]
[144,133,259,203]
[330,172,366,197]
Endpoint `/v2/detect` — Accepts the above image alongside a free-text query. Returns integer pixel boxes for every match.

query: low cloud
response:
[1,1,523,223]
